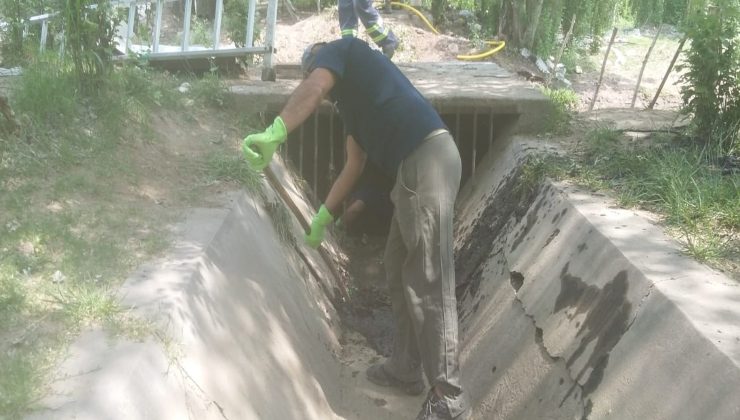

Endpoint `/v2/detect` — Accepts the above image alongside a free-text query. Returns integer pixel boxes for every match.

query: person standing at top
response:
[338,0,399,58]
[242,38,469,420]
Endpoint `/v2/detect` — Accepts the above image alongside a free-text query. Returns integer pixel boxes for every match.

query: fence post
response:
[648,36,686,109]
[182,0,193,51]
[589,27,618,111]
[262,0,278,81]
[246,0,257,47]
[547,14,577,87]
[126,1,136,53]
[154,0,163,53]
[213,0,224,50]
[632,24,662,108]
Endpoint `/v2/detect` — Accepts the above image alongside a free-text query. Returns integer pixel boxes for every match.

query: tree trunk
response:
[522,0,544,49]
[432,0,445,26]
[510,0,522,46]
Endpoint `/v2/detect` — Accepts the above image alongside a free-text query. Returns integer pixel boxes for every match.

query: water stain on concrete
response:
[455,166,534,300]
[544,229,561,247]
[552,208,568,224]
[554,263,632,408]
[510,189,549,253]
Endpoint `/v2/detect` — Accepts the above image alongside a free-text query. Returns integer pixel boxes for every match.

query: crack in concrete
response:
[632,281,656,325]
[508,274,589,420]
[174,359,230,420]
[154,331,230,420]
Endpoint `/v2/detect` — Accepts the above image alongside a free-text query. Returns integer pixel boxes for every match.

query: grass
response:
[542,87,579,134]
[0,54,249,418]
[556,127,739,271]
[0,351,43,419]
[206,151,265,197]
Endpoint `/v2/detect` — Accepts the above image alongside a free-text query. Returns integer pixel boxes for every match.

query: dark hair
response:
[301,42,327,77]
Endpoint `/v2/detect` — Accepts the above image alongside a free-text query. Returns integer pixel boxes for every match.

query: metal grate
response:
[280,106,520,205]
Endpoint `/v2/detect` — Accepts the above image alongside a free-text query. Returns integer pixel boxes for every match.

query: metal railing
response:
[24,0,278,80]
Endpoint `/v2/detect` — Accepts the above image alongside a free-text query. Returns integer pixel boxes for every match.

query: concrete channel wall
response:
[27,64,740,419]
[29,138,740,420]
[455,136,740,419]
[26,158,387,420]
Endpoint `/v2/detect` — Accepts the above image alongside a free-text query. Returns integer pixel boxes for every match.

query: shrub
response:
[679,2,740,155]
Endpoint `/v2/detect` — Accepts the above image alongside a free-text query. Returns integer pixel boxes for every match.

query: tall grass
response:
[542,87,579,134]
[574,128,739,263]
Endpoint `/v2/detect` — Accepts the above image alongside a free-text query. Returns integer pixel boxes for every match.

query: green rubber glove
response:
[305,204,334,248]
[242,116,287,170]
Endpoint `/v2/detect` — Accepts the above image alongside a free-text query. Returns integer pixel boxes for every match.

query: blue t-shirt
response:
[309,38,446,177]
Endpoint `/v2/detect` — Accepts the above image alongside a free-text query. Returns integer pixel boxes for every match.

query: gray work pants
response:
[383,131,467,415]
[338,0,397,48]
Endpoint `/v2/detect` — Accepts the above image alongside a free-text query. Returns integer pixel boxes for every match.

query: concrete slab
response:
[229,62,551,133]
[28,159,422,420]
[455,135,740,420]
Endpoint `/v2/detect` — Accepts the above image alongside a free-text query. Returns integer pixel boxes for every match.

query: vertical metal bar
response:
[341,126,347,215]
[299,124,305,176]
[454,106,460,147]
[263,0,278,75]
[472,108,478,178]
[213,0,224,50]
[329,111,335,184]
[246,0,257,47]
[154,0,163,53]
[488,108,494,151]
[40,20,48,52]
[313,112,319,198]
[126,1,136,53]
[58,30,65,58]
[182,0,193,51]
[283,113,289,159]
[342,127,347,169]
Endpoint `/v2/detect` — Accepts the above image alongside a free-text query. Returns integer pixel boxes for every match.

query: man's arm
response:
[279,68,336,133]
[324,135,367,216]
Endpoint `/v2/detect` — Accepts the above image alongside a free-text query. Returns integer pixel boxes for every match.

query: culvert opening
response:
[277,106,521,357]
[276,107,520,207]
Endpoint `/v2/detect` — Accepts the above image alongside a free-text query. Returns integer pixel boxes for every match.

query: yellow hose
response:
[389,2,439,35]
[383,2,504,60]
[456,40,506,60]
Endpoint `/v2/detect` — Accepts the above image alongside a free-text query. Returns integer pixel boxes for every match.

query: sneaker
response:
[382,40,398,59]
[365,363,425,396]
[415,390,470,420]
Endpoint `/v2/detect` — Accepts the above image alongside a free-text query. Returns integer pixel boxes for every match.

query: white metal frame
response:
[24,0,278,80]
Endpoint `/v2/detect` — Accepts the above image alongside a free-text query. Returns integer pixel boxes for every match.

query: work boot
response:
[415,389,470,420]
[381,36,399,59]
[365,363,424,395]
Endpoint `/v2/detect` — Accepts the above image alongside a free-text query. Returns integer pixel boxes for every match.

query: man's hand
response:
[242,116,287,170]
[305,204,334,248]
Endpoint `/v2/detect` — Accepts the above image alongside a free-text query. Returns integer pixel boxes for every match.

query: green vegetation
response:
[679,1,740,155]
[541,87,579,134]
[554,128,739,268]
[0,21,247,417]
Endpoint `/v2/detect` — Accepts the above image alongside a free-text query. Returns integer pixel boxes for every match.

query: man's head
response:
[301,42,327,78]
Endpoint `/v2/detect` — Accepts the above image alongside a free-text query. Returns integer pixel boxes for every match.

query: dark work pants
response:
[338,0,397,48]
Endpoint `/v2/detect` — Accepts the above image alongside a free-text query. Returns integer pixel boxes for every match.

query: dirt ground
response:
[271,7,685,112]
